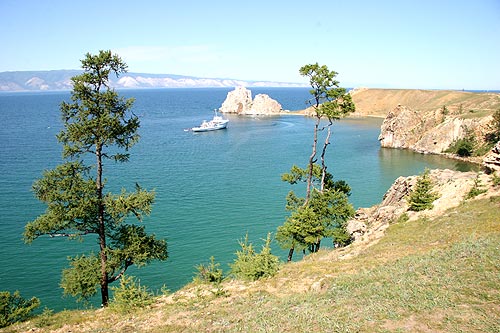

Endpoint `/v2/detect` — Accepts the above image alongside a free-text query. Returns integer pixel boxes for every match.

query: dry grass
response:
[5,194,500,333]
[350,88,500,117]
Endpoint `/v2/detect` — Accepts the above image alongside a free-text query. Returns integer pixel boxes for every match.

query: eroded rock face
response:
[219,86,253,114]
[378,105,424,149]
[379,104,493,155]
[483,141,500,173]
[249,94,282,115]
[346,169,497,243]
[219,86,282,115]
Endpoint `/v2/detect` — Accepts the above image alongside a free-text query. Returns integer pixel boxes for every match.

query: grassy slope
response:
[350,88,500,117]
[6,195,500,333]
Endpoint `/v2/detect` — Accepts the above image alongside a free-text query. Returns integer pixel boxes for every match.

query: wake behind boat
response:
[188,110,229,132]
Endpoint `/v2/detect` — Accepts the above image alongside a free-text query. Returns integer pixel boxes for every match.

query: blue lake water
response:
[0,88,476,311]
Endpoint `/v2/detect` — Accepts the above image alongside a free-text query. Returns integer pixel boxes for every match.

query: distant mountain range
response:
[0,70,306,92]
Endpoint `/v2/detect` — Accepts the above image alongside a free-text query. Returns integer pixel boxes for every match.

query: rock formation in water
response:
[219,86,283,115]
[346,169,499,245]
[378,104,493,155]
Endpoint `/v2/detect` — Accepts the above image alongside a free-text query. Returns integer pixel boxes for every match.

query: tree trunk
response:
[96,144,109,307]
[320,125,332,192]
[315,239,321,252]
[287,246,294,262]
[305,116,320,205]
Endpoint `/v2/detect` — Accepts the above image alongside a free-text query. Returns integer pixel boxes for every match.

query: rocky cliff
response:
[378,104,494,154]
[483,141,500,172]
[346,169,499,247]
[219,86,283,115]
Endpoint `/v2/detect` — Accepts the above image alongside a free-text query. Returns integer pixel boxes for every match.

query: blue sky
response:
[1,0,499,89]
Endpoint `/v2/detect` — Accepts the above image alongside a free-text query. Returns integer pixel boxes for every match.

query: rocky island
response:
[218,86,283,115]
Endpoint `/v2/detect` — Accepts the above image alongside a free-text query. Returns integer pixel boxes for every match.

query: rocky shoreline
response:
[218,86,500,172]
[346,168,500,254]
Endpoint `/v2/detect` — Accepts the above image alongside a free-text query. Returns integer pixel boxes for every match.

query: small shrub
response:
[33,308,54,328]
[230,233,280,281]
[408,169,440,212]
[492,173,500,187]
[0,290,40,328]
[447,136,476,157]
[331,227,352,247]
[466,174,487,199]
[392,212,409,224]
[441,105,449,116]
[194,256,224,284]
[110,275,153,313]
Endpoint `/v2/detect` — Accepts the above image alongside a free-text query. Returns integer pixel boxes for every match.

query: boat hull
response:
[191,120,228,132]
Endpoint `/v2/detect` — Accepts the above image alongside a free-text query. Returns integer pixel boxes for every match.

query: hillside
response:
[0,70,305,91]
[350,88,500,118]
[5,171,500,333]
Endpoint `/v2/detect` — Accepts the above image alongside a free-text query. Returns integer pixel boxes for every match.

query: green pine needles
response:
[24,51,168,307]
[408,169,440,211]
[0,291,40,328]
[230,233,280,281]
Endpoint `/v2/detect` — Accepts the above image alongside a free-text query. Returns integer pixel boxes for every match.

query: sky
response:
[1,0,499,90]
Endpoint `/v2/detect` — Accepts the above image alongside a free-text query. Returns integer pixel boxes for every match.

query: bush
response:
[408,169,440,211]
[446,127,479,157]
[0,290,40,328]
[110,275,153,313]
[230,233,280,281]
[492,173,500,187]
[331,227,352,247]
[194,256,224,284]
[465,174,487,199]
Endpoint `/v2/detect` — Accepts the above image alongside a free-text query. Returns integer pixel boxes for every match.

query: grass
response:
[4,196,500,332]
[351,89,500,117]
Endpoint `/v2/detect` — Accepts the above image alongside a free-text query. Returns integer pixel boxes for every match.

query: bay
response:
[0,88,475,311]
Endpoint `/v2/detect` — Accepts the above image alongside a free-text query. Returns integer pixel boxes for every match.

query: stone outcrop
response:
[483,141,500,173]
[346,169,499,244]
[219,86,283,115]
[378,104,493,155]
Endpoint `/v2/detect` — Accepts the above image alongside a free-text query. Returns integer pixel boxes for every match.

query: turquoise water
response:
[0,88,475,311]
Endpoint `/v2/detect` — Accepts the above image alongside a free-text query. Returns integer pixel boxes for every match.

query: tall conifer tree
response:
[24,50,167,307]
[276,63,355,261]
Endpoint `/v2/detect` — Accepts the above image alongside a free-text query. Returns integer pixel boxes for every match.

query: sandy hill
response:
[350,88,500,117]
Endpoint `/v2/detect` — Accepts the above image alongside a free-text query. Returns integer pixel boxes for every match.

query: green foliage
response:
[446,129,477,157]
[0,291,40,328]
[230,233,280,281]
[441,105,449,116]
[465,174,487,199]
[408,169,440,211]
[331,226,352,247]
[392,212,410,224]
[60,254,101,303]
[109,275,153,313]
[33,308,54,328]
[57,51,139,160]
[24,50,168,307]
[299,63,355,120]
[492,173,500,187]
[194,256,224,284]
[277,188,354,252]
[24,161,97,243]
[276,63,355,262]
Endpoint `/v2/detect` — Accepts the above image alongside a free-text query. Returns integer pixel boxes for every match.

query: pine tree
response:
[408,169,440,211]
[24,51,167,307]
[276,64,355,261]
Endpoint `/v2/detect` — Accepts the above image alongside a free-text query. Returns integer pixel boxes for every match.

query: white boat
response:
[190,111,229,132]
